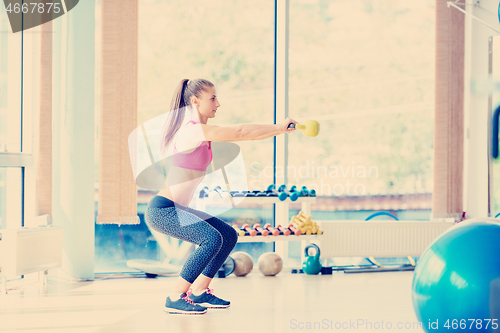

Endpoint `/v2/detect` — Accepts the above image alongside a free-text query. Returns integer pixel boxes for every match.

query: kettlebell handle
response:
[304,243,321,257]
[287,123,306,130]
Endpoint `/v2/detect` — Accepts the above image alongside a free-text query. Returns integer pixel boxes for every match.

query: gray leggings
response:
[145,196,238,283]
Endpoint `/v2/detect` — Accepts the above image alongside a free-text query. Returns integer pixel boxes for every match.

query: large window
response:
[288,0,435,220]
[95,0,275,272]
[283,0,435,266]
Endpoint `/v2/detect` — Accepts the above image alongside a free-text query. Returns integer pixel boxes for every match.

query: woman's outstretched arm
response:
[193,118,297,142]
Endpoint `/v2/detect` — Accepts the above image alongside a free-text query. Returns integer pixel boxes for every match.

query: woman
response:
[145,78,297,315]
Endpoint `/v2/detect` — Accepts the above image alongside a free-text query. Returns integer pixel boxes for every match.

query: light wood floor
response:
[0,270,424,333]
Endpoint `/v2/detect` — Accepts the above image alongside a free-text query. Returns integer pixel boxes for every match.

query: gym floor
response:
[0,270,424,333]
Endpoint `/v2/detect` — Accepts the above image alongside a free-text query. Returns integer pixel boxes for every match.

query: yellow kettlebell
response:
[288,119,320,137]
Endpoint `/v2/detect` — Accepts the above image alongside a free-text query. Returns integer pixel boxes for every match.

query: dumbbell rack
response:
[237,233,322,243]
[196,195,322,267]
[232,197,321,242]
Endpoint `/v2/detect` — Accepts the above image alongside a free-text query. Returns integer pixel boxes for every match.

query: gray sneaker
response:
[188,288,230,309]
[164,293,208,315]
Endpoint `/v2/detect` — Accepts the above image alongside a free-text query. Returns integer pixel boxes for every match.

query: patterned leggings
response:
[144,195,238,283]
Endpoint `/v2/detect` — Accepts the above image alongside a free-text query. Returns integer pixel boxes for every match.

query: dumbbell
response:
[263,223,280,236]
[253,224,269,236]
[276,224,291,236]
[288,186,300,201]
[241,224,257,236]
[287,120,320,137]
[288,185,301,199]
[296,212,312,224]
[290,186,301,199]
[288,224,302,236]
[232,225,245,237]
[299,186,309,197]
[277,185,299,201]
[309,189,316,197]
[199,186,209,199]
[264,184,279,197]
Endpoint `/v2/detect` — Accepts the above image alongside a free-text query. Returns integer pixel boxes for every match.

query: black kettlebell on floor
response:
[303,243,322,275]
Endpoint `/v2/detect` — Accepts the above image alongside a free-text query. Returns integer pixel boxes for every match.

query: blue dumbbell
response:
[199,186,209,199]
[277,185,299,201]
[299,186,309,197]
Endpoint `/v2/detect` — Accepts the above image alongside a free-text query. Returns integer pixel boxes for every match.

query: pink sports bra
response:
[172,120,212,171]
